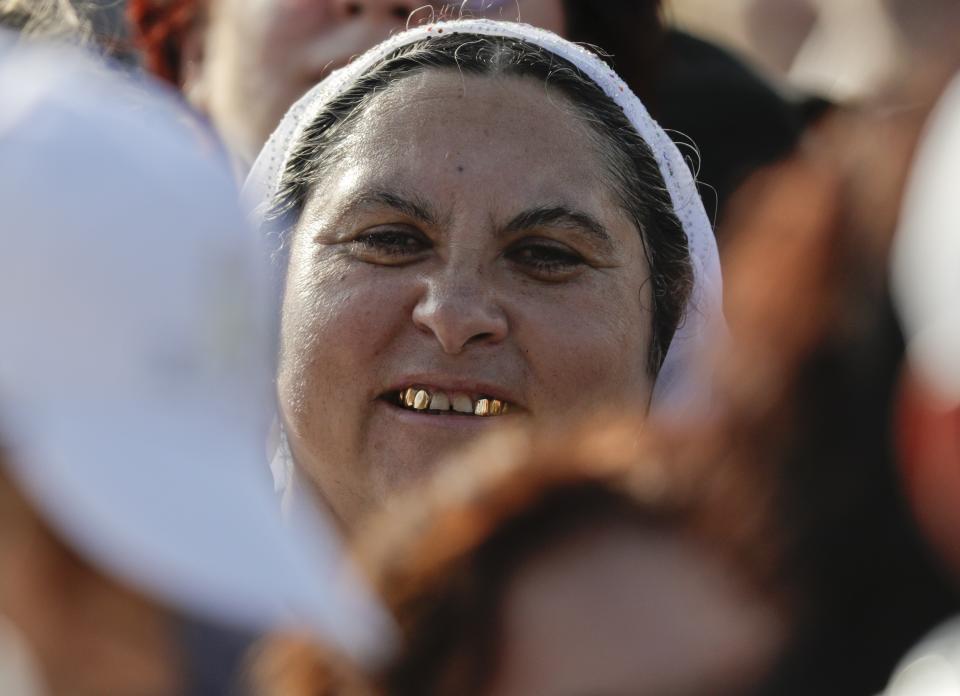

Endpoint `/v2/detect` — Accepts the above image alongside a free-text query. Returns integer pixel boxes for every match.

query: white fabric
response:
[882,617,960,696]
[892,68,960,405]
[244,18,723,418]
[0,35,393,667]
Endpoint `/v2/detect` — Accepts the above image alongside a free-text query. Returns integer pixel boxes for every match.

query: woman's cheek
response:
[517,285,650,407]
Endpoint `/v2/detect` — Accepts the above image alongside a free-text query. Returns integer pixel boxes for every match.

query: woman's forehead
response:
[314,70,616,205]
[357,69,594,134]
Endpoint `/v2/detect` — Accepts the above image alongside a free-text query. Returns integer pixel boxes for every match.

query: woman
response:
[245,20,722,529]
[252,419,786,696]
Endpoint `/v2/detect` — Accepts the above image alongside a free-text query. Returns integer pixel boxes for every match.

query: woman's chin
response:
[366,398,512,490]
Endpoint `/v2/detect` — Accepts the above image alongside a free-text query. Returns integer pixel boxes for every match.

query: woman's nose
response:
[412,273,509,355]
[332,0,422,21]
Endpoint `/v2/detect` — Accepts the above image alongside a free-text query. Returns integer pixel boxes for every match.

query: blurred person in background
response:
[252,419,788,696]
[0,34,390,695]
[0,0,136,61]
[684,8,960,690]
[243,20,723,531]
[669,0,899,103]
[128,0,426,169]
[743,0,819,78]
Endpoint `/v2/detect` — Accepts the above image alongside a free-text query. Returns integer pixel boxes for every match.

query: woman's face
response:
[188,0,424,164]
[187,0,567,165]
[280,71,654,526]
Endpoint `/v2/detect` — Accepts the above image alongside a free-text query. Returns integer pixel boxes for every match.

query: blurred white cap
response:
[883,617,960,696]
[892,69,960,407]
[0,33,393,666]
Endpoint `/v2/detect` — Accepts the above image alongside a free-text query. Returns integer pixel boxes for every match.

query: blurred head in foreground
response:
[256,419,786,696]
[0,34,390,695]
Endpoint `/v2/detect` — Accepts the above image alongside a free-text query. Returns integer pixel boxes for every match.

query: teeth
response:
[429,392,451,411]
[451,393,474,414]
[413,389,431,411]
[396,387,510,416]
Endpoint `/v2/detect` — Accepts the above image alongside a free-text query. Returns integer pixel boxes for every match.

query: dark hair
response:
[561,0,665,100]
[265,33,692,376]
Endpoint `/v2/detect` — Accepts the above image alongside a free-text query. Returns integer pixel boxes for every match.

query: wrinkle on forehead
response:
[366,69,597,142]
[316,71,615,197]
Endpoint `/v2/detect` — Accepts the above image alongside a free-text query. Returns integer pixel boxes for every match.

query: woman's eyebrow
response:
[342,188,441,227]
[502,205,615,252]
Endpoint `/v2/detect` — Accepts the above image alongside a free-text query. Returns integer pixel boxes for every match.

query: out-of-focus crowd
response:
[1,1,959,695]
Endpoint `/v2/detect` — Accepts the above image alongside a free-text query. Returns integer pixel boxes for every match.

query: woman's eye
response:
[352,228,430,262]
[506,240,586,278]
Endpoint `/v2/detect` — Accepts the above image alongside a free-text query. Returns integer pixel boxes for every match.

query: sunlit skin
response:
[489,524,782,696]
[0,472,181,696]
[280,72,655,527]
[183,0,567,165]
[185,0,423,165]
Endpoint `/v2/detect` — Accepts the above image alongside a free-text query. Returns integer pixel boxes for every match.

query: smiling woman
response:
[245,19,721,528]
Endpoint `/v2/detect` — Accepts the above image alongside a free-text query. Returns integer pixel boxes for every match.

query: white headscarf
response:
[244,18,723,415]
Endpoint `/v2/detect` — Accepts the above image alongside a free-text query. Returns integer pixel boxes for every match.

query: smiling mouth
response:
[386,387,511,417]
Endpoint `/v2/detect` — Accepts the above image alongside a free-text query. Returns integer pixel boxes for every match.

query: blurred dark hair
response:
[561,0,665,100]
[265,32,692,376]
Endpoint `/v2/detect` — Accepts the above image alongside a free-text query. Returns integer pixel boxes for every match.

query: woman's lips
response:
[375,398,511,433]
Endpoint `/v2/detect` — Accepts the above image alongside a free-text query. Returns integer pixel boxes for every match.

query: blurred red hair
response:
[127,0,198,85]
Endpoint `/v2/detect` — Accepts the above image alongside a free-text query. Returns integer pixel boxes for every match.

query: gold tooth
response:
[403,388,416,408]
[489,400,503,416]
[474,398,490,416]
[413,389,430,411]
